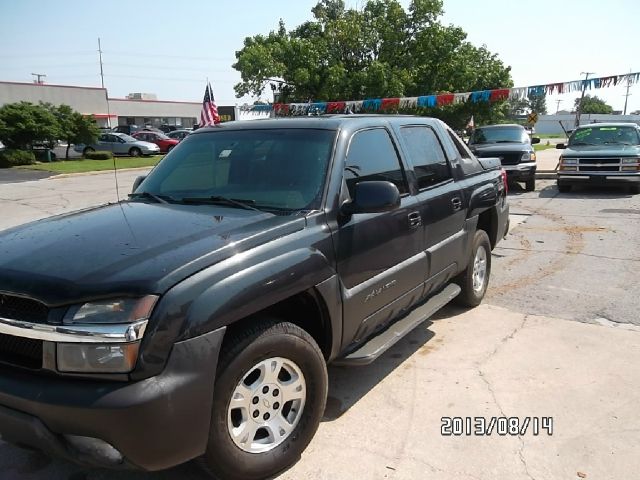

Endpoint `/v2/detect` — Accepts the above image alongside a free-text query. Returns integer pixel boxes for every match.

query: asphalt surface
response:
[0,173,639,479]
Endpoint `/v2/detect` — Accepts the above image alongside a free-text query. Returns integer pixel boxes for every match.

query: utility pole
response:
[575,71,595,127]
[555,99,562,114]
[31,73,46,84]
[623,70,632,115]
[98,37,105,89]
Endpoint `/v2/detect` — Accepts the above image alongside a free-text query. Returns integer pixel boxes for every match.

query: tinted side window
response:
[345,128,408,196]
[447,130,483,176]
[400,126,451,189]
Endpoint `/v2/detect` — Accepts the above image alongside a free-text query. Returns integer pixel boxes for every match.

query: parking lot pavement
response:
[0,176,639,479]
[0,168,55,184]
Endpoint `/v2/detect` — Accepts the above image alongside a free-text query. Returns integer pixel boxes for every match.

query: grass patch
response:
[18,156,164,174]
[534,144,557,152]
[535,133,566,139]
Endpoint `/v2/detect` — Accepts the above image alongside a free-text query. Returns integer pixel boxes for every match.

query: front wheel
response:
[557,183,572,193]
[454,230,492,307]
[525,177,536,192]
[629,184,640,195]
[201,320,328,480]
[82,146,95,156]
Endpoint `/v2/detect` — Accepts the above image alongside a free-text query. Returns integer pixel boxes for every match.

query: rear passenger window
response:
[345,128,408,196]
[447,130,483,176]
[400,126,451,189]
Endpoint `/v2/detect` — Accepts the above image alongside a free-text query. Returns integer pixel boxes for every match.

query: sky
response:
[0,0,638,114]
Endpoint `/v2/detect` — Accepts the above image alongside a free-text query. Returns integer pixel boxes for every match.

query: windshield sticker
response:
[574,129,592,140]
[599,127,618,131]
[219,149,232,158]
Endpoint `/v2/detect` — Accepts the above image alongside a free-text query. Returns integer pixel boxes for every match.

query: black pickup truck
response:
[0,115,508,479]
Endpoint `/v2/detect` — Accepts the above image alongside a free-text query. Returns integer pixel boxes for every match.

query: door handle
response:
[408,211,422,228]
[451,197,462,211]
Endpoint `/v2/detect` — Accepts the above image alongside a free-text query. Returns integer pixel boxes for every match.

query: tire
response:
[82,147,95,156]
[167,145,174,153]
[201,320,328,480]
[525,177,536,192]
[454,230,491,308]
[557,183,571,193]
[629,184,640,195]
[129,147,142,157]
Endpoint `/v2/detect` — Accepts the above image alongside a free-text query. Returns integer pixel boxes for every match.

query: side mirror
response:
[341,181,400,215]
[132,175,146,193]
[531,137,541,144]
[556,143,566,150]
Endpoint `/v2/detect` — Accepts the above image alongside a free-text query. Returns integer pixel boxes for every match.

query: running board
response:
[333,283,461,366]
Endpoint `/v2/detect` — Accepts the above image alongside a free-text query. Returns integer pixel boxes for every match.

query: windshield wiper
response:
[179,195,263,212]
[128,192,172,204]
[495,140,518,143]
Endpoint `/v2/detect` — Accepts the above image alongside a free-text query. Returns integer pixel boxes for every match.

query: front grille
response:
[579,157,620,165]
[578,166,619,172]
[478,151,522,166]
[0,332,43,369]
[0,293,49,322]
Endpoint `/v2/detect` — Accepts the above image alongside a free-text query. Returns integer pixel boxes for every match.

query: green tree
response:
[233,0,512,126]
[50,104,100,159]
[575,95,613,114]
[528,93,547,114]
[0,102,59,150]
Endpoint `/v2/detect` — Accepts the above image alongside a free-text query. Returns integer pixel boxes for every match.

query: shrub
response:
[84,150,113,160]
[0,149,36,168]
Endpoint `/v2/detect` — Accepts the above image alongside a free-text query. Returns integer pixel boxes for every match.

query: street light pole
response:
[98,37,105,89]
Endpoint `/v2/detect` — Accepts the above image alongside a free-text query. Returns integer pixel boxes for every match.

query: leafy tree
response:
[574,95,613,114]
[49,104,100,159]
[233,0,512,126]
[0,102,59,150]
[527,93,547,114]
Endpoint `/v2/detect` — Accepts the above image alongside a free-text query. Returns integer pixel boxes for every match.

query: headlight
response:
[58,296,157,374]
[521,152,531,161]
[622,157,639,164]
[63,296,157,324]
[561,158,578,165]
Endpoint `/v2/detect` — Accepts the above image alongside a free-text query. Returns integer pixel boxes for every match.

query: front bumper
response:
[557,173,640,186]
[0,327,225,471]
[502,162,536,180]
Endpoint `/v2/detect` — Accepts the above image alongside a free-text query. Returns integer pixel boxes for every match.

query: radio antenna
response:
[98,37,120,203]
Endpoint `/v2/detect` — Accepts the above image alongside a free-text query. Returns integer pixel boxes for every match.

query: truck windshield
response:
[137,128,335,211]
[469,127,528,144]
[568,126,640,146]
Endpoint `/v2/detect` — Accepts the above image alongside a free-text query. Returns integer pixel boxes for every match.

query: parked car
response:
[468,124,540,191]
[0,116,508,479]
[556,122,640,194]
[112,125,141,135]
[74,132,160,156]
[132,131,179,153]
[158,124,178,133]
[166,129,191,141]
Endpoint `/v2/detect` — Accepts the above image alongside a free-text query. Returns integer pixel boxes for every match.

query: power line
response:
[103,73,236,84]
[104,62,231,74]
[103,51,234,61]
[0,51,95,59]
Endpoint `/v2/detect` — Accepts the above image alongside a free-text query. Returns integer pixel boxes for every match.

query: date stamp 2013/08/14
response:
[441,417,553,436]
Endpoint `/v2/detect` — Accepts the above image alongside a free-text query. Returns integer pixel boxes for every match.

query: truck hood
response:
[0,202,304,306]
[562,145,640,157]
[470,143,532,154]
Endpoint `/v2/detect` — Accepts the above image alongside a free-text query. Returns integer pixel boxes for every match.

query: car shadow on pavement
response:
[538,184,634,199]
[323,321,437,422]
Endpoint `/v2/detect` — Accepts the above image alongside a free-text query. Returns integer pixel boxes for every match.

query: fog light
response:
[57,342,139,373]
[64,435,123,464]
[621,166,639,171]
[560,166,577,171]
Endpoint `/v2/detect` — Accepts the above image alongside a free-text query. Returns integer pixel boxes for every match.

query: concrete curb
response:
[51,166,153,179]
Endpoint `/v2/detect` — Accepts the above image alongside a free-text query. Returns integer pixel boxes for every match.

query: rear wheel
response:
[82,147,95,156]
[201,320,327,480]
[454,230,491,308]
[557,183,571,193]
[129,147,142,157]
[525,177,536,192]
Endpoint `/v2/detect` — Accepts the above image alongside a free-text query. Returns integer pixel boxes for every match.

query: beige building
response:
[0,80,203,128]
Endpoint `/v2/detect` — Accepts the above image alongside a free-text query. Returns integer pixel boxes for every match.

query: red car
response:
[132,131,179,153]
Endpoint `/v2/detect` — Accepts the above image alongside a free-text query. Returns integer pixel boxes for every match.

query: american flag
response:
[199,82,220,126]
